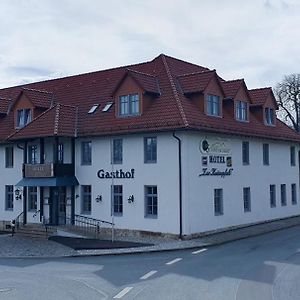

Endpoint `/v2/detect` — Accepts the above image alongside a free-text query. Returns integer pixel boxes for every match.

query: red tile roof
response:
[0,53,298,142]
[8,104,77,140]
[0,97,11,114]
[22,88,53,108]
[177,70,216,95]
[221,79,244,98]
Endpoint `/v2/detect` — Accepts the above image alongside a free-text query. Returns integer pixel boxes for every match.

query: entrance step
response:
[15,223,57,238]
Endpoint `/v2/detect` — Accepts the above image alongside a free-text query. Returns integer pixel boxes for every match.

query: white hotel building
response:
[0,54,299,238]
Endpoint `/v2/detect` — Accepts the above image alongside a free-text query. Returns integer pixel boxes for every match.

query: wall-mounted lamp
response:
[128,195,134,203]
[15,188,22,201]
[75,194,79,199]
[95,195,102,203]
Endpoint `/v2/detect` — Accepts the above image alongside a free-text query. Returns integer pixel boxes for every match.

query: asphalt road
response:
[1,226,300,300]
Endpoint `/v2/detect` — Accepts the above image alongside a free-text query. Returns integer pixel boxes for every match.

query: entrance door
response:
[49,187,66,225]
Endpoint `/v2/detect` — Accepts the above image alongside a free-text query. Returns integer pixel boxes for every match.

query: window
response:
[145,186,158,217]
[28,187,37,211]
[265,107,275,125]
[112,139,122,164]
[214,188,223,215]
[5,146,14,168]
[81,141,92,165]
[290,146,296,166]
[242,141,249,165]
[102,102,113,112]
[236,101,248,121]
[17,108,32,128]
[81,185,91,214]
[88,104,99,114]
[291,183,297,205]
[58,143,64,164]
[28,145,37,164]
[207,94,221,116]
[5,185,13,210]
[119,94,139,116]
[112,185,123,215]
[270,185,276,207]
[281,184,287,206]
[144,137,157,163]
[243,187,251,212]
[263,143,269,165]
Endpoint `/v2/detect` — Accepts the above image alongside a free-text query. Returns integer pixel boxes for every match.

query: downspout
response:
[172,132,183,239]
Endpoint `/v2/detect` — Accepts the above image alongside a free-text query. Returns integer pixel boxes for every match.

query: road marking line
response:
[113,287,133,299]
[140,270,157,280]
[192,248,207,255]
[166,258,182,265]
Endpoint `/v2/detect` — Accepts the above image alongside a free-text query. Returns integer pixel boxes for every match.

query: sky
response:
[0,0,300,89]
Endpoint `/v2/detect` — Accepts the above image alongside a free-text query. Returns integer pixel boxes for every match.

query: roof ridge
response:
[177,69,215,78]
[126,68,157,78]
[161,54,188,127]
[249,87,272,91]
[54,104,60,135]
[222,78,244,84]
[22,87,52,94]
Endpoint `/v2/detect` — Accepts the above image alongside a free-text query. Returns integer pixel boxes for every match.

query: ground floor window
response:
[243,187,251,212]
[81,185,91,214]
[270,185,276,207]
[5,185,13,210]
[145,186,158,217]
[291,183,297,205]
[28,187,37,211]
[112,185,123,215]
[281,184,287,206]
[214,188,223,216]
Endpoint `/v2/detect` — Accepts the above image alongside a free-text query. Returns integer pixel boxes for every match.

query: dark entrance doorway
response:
[49,186,66,225]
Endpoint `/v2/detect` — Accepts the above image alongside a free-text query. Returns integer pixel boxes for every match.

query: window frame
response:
[263,143,269,166]
[112,139,123,164]
[5,185,14,211]
[290,146,296,166]
[236,101,248,122]
[242,141,250,165]
[291,183,297,205]
[119,94,140,117]
[81,185,92,214]
[243,187,251,212]
[145,185,158,218]
[144,137,157,164]
[28,186,38,211]
[28,145,38,164]
[81,141,92,165]
[270,184,276,208]
[214,188,223,216]
[265,107,275,125]
[112,185,123,216]
[17,108,32,128]
[280,184,287,206]
[206,94,221,117]
[5,146,14,168]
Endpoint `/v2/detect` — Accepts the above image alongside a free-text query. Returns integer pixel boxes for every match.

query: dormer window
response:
[207,94,221,117]
[17,108,32,128]
[119,94,139,116]
[236,101,248,121]
[265,107,275,125]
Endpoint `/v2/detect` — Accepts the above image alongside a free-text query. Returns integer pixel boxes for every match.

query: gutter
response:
[172,132,183,239]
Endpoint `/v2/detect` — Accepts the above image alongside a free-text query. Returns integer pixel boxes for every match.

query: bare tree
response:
[274,74,300,132]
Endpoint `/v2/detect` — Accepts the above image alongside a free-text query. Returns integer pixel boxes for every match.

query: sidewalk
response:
[1,215,300,258]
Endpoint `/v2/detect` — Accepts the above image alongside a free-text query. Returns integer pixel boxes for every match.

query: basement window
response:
[102,102,113,112]
[88,104,99,114]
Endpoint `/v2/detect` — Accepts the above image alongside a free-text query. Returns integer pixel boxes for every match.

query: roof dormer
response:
[112,69,160,117]
[249,87,278,126]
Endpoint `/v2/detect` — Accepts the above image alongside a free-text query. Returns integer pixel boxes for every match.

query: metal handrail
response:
[14,211,24,229]
[74,214,114,226]
[32,209,40,218]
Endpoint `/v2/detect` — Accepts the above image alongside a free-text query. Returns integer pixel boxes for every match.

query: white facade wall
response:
[75,132,180,234]
[181,131,300,235]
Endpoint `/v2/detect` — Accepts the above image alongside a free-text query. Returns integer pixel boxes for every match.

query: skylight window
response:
[102,102,113,112]
[88,104,99,114]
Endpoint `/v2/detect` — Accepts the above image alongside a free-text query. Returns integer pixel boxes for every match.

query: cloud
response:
[0,0,299,89]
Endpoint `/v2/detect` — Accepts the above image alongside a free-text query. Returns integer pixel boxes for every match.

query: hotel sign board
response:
[24,163,54,178]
